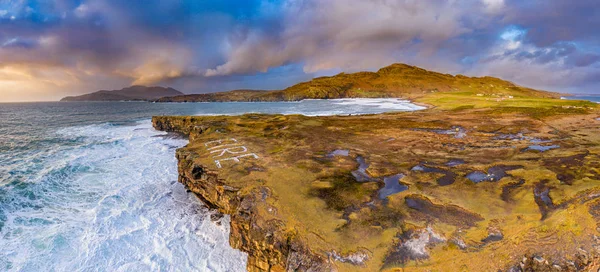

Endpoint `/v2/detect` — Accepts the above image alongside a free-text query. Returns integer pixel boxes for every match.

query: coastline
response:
[0,110,249,271]
[152,98,600,271]
[152,116,329,271]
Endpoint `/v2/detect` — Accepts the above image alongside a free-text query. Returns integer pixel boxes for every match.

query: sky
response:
[0,0,599,102]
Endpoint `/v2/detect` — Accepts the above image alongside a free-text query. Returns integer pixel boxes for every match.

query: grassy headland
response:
[155,63,559,102]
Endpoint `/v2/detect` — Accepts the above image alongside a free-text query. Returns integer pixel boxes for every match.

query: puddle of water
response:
[495,133,553,145]
[467,165,523,183]
[533,181,555,219]
[534,186,553,207]
[328,149,350,157]
[352,156,376,182]
[412,164,441,173]
[524,145,560,152]
[378,174,408,199]
[529,138,553,144]
[411,163,457,186]
[446,159,465,167]
[466,171,490,183]
[437,172,457,186]
[431,126,467,139]
[347,156,409,198]
[411,165,426,171]
[494,133,529,141]
[481,231,503,243]
[414,126,467,139]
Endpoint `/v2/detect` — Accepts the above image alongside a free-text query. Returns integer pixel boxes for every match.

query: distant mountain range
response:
[155,63,559,102]
[60,86,183,102]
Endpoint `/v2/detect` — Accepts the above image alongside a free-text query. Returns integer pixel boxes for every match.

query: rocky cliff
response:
[154,117,331,271]
[153,94,600,271]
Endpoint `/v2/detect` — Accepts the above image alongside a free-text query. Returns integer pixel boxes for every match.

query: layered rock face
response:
[155,117,330,271]
[153,96,600,271]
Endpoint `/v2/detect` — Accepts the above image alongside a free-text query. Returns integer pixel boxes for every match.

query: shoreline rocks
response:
[152,108,600,271]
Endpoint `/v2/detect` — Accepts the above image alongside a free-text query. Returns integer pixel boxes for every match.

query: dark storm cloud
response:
[506,42,589,66]
[504,0,600,47]
[205,0,479,76]
[1,0,600,101]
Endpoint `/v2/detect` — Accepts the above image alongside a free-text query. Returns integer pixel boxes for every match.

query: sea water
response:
[562,95,600,103]
[0,99,423,271]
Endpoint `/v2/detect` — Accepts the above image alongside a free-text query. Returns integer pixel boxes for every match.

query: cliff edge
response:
[153,94,600,271]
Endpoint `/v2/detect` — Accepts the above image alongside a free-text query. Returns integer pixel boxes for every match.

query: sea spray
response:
[0,121,247,271]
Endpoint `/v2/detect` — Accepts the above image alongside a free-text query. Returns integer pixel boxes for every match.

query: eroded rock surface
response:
[153,106,600,271]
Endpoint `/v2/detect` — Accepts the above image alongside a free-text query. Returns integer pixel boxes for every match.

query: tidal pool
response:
[524,145,560,152]
[467,165,523,183]
[352,156,375,182]
[328,149,350,157]
[411,163,457,186]
[378,174,409,199]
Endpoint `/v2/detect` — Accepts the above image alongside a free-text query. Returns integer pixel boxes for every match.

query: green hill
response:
[156,63,560,102]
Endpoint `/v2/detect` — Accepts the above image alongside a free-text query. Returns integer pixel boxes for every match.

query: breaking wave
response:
[0,121,247,271]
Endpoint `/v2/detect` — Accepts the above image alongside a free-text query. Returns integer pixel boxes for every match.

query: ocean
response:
[562,95,600,103]
[0,99,423,271]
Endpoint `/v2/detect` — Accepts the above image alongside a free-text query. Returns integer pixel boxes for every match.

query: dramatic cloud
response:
[482,0,505,13]
[206,0,472,76]
[0,0,599,101]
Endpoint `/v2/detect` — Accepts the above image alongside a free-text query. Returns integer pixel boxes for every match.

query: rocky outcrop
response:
[152,116,205,138]
[154,116,331,272]
[152,104,600,272]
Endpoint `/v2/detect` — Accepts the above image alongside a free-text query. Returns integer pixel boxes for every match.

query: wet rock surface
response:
[524,144,560,152]
[350,156,375,182]
[411,163,458,186]
[467,165,523,183]
[534,180,556,220]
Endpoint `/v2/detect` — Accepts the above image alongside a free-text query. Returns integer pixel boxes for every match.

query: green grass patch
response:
[418,93,597,116]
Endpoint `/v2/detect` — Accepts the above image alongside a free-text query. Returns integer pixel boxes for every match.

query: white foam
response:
[1,121,247,271]
[328,98,426,110]
[191,98,426,117]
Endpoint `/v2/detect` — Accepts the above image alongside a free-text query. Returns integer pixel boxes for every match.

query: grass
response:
[417,92,597,119]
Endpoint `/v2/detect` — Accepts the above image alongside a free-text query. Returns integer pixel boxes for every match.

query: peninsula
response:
[60,85,183,102]
[153,63,600,271]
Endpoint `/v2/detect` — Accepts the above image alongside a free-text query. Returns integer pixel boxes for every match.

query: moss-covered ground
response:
[156,92,600,271]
